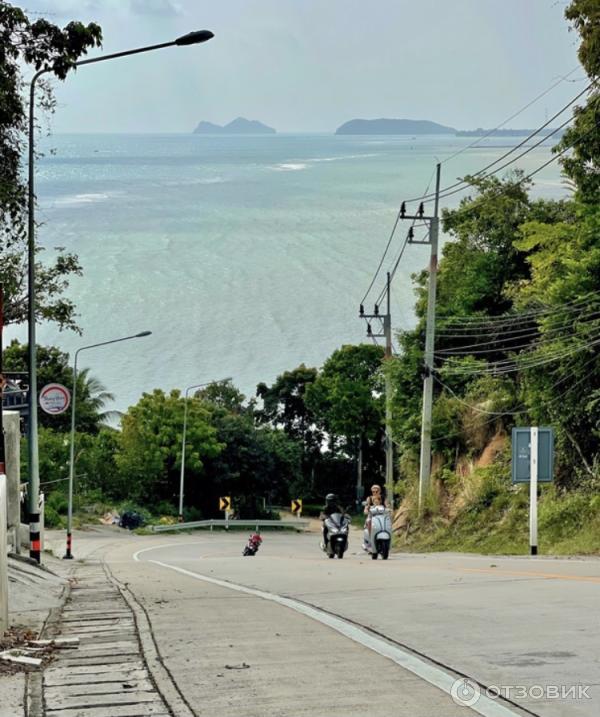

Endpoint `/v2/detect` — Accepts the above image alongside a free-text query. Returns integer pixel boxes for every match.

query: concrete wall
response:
[3,411,21,553]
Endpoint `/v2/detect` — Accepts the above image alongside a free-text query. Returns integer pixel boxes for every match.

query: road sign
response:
[39,383,71,415]
[291,499,303,515]
[512,427,554,556]
[511,427,554,483]
[219,496,231,512]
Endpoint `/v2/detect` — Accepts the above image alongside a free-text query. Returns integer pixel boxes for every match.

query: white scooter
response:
[363,505,392,560]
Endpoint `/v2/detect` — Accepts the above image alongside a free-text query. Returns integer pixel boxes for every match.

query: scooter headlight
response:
[329,527,340,534]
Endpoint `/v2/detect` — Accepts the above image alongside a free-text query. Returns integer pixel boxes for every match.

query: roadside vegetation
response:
[0,1,598,550]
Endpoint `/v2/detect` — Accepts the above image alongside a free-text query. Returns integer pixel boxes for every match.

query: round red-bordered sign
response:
[39,383,71,415]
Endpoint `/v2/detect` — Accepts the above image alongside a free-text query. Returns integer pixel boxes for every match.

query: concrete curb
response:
[104,563,196,717]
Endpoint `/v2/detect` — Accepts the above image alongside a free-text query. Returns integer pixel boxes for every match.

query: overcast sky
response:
[24,0,583,133]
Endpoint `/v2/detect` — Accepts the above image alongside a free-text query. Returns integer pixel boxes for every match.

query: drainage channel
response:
[41,563,171,717]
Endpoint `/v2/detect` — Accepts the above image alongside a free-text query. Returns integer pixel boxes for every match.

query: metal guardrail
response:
[150,518,310,533]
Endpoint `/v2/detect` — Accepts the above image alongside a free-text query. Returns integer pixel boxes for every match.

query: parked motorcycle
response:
[243,533,262,556]
[322,512,350,559]
[363,506,391,560]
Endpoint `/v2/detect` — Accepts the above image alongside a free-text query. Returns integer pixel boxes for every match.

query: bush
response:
[47,491,68,515]
[44,505,63,528]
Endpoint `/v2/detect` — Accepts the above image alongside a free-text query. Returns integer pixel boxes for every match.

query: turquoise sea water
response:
[10,133,567,411]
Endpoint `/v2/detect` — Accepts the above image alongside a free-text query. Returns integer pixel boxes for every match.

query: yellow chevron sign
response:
[219,496,231,511]
[291,499,303,515]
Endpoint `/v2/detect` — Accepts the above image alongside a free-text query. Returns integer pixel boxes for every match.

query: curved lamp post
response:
[65,331,152,559]
[27,30,214,562]
[179,378,232,520]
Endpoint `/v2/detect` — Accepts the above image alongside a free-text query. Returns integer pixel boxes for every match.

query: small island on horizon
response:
[335,117,563,137]
[336,118,457,135]
[193,117,276,135]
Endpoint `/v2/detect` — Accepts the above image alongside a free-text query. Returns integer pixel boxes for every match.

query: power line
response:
[361,166,436,305]
[401,82,593,206]
[437,291,600,327]
[440,335,600,377]
[430,351,599,442]
[435,315,600,357]
[441,67,581,164]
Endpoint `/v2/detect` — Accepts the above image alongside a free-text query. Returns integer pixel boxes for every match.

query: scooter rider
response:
[320,493,344,549]
[363,484,388,549]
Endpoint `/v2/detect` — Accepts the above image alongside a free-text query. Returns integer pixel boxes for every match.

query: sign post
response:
[219,496,231,529]
[530,427,538,556]
[512,426,554,556]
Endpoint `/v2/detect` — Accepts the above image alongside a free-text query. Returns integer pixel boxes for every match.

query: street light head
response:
[136,331,152,337]
[175,30,214,46]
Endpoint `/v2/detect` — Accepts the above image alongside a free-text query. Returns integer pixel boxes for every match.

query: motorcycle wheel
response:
[334,543,345,559]
[371,552,378,560]
[328,553,334,559]
[381,543,390,560]
[243,547,251,556]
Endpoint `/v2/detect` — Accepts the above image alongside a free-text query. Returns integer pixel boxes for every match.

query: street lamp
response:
[65,331,152,559]
[179,378,231,520]
[27,30,214,562]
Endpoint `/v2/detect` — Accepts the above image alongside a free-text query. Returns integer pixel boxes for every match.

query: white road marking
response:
[144,554,523,717]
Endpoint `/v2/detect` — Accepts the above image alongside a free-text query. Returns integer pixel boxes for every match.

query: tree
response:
[558,0,600,202]
[115,389,222,506]
[0,2,102,330]
[3,339,115,432]
[306,344,385,492]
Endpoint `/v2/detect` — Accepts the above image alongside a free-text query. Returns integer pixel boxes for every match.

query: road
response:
[56,527,599,717]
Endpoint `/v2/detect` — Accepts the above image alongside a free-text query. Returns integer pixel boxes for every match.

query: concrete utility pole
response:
[416,164,441,510]
[0,283,8,634]
[359,271,394,511]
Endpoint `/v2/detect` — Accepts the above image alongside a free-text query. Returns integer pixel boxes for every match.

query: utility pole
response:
[359,272,394,512]
[408,164,442,511]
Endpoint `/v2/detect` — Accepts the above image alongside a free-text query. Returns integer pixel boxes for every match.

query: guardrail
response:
[150,518,310,533]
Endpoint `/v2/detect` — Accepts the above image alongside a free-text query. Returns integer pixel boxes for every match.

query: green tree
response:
[0,2,102,330]
[3,340,115,432]
[115,389,222,506]
[558,0,600,202]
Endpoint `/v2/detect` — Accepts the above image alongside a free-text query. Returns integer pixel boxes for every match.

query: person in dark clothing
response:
[320,493,344,549]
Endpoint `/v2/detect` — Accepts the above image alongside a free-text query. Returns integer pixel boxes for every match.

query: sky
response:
[23,0,583,134]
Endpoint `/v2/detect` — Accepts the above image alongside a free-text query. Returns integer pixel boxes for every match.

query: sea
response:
[8,133,568,412]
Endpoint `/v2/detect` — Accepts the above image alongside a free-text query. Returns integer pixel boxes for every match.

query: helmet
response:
[325,493,338,506]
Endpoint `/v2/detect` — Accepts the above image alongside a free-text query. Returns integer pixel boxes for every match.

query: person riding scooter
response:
[320,493,344,550]
[363,484,388,550]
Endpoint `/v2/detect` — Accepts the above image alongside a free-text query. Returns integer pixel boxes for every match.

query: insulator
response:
[418,202,424,217]
[374,304,379,316]
[400,201,406,218]
[408,227,414,241]
[367,323,372,336]
[359,304,364,316]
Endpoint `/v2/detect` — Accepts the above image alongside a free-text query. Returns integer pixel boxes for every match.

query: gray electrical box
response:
[511,427,554,483]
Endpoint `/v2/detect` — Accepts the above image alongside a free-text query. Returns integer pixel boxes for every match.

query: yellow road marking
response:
[462,567,600,584]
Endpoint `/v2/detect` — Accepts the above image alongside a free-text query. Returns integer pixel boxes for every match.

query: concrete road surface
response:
[54,527,599,717]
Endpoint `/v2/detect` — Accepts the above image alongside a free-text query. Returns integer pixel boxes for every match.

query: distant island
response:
[193,117,276,134]
[335,118,457,135]
[456,127,565,137]
[335,118,563,138]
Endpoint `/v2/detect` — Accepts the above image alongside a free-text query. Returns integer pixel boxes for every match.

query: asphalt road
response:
[57,527,600,717]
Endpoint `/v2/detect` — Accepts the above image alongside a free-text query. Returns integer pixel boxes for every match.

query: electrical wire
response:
[437,291,600,327]
[441,335,600,377]
[401,82,593,206]
[430,351,599,442]
[441,67,581,164]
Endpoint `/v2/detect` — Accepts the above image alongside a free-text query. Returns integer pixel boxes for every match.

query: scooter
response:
[243,533,262,556]
[321,512,350,559]
[363,505,392,560]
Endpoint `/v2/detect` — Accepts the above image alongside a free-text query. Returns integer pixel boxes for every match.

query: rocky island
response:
[335,118,456,135]
[193,117,276,134]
